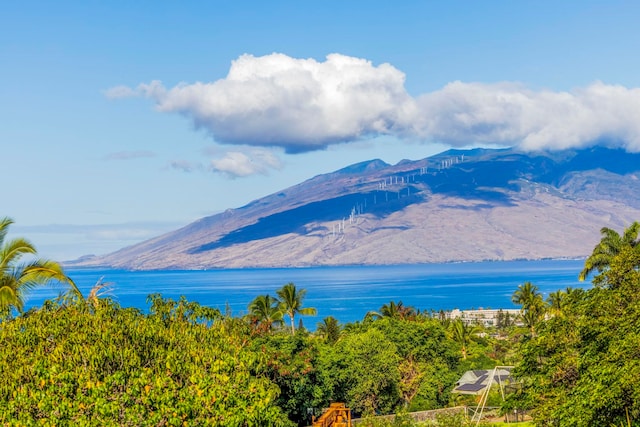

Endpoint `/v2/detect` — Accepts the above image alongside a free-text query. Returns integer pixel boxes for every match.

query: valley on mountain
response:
[70,146,640,270]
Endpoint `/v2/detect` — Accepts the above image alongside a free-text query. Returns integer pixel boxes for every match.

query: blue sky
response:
[3,0,640,260]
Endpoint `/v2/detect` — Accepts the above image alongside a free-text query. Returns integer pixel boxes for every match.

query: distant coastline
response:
[64,255,587,272]
[39,259,588,326]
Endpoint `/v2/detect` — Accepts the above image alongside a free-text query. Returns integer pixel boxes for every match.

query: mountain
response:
[69,146,640,270]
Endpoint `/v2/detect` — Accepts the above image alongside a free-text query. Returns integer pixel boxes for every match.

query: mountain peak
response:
[334,159,390,175]
[71,146,640,270]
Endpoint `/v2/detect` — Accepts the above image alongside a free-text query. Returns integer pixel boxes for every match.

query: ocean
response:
[25,259,587,327]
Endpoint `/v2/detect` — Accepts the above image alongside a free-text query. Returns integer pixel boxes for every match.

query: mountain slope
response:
[70,147,640,269]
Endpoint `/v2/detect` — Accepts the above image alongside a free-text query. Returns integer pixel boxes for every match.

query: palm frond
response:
[622,221,640,245]
[580,222,640,282]
[0,238,37,271]
[87,277,113,305]
[298,307,317,316]
[0,283,19,311]
[0,217,14,248]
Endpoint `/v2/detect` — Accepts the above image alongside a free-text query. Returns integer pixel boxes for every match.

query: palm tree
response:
[316,316,341,344]
[369,300,417,320]
[521,304,545,334]
[448,319,476,360]
[579,222,640,281]
[512,281,545,334]
[0,217,82,317]
[248,294,283,331]
[276,282,316,334]
[512,281,541,310]
[547,290,565,316]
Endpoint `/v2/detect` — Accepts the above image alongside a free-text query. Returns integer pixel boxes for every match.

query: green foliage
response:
[147,293,221,325]
[357,412,425,427]
[371,317,460,410]
[0,218,539,424]
[0,296,293,426]
[434,411,472,427]
[447,319,475,360]
[276,282,317,334]
[579,221,640,282]
[316,316,341,344]
[512,281,545,335]
[495,309,516,330]
[251,331,330,426]
[248,293,284,333]
[369,301,418,320]
[317,316,462,417]
[321,328,401,416]
[0,216,81,317]
[515,226,640,426]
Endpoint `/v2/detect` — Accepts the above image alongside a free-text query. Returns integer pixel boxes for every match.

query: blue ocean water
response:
[25,259,587,327]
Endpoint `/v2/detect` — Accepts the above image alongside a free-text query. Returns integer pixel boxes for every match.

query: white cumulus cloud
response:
[122,53,415,153]
[108,53,640,153]
[417,81,640,151]
[210,149,283,178]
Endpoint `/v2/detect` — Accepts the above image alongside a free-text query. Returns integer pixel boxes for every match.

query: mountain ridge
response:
[68,146,640,270]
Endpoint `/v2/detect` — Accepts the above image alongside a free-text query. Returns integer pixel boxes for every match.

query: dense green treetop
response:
[513,223,640,426]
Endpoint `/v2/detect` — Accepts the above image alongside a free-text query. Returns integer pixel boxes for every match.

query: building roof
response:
[452,368,513,395]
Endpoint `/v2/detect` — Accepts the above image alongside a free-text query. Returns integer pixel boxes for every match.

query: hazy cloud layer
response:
[164,149,282,177]
[210,149,283,178]
[111,53,640,153]
[104,85,138,99]
[13,222,182,241]
[168,160,204,173]
[11,222,185,261]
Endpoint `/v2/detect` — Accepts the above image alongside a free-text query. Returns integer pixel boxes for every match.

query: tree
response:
[496,309,515,330]
[515,244,640,426]
[513,223,640,426]
[0,295,293,426]
[511,281,540,309]
[321,329,401,416]
[251,332,329,425]
[369,301,417,320]
[316,316,341,344]
[447,319,476,360]
[0,217,81,317]
[579,221,640,282]
[276,282,316,334]
[512,281,545,334]
[359,316,460,411]
[546,289,566,316]
[248,294,283,332]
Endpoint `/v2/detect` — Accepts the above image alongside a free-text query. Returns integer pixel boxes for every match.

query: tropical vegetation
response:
[2,217,640,426]
[578,220,640,282]
[510,221,640,426]
[0,216,81,318]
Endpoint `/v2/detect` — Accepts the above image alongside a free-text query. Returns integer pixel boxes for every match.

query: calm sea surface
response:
[25,259,587,327]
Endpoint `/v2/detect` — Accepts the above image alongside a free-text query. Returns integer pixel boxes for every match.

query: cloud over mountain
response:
[109,53,640,153]
[418,81,640,151]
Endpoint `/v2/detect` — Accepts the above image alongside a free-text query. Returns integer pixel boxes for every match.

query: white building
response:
[446,308,520,327]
